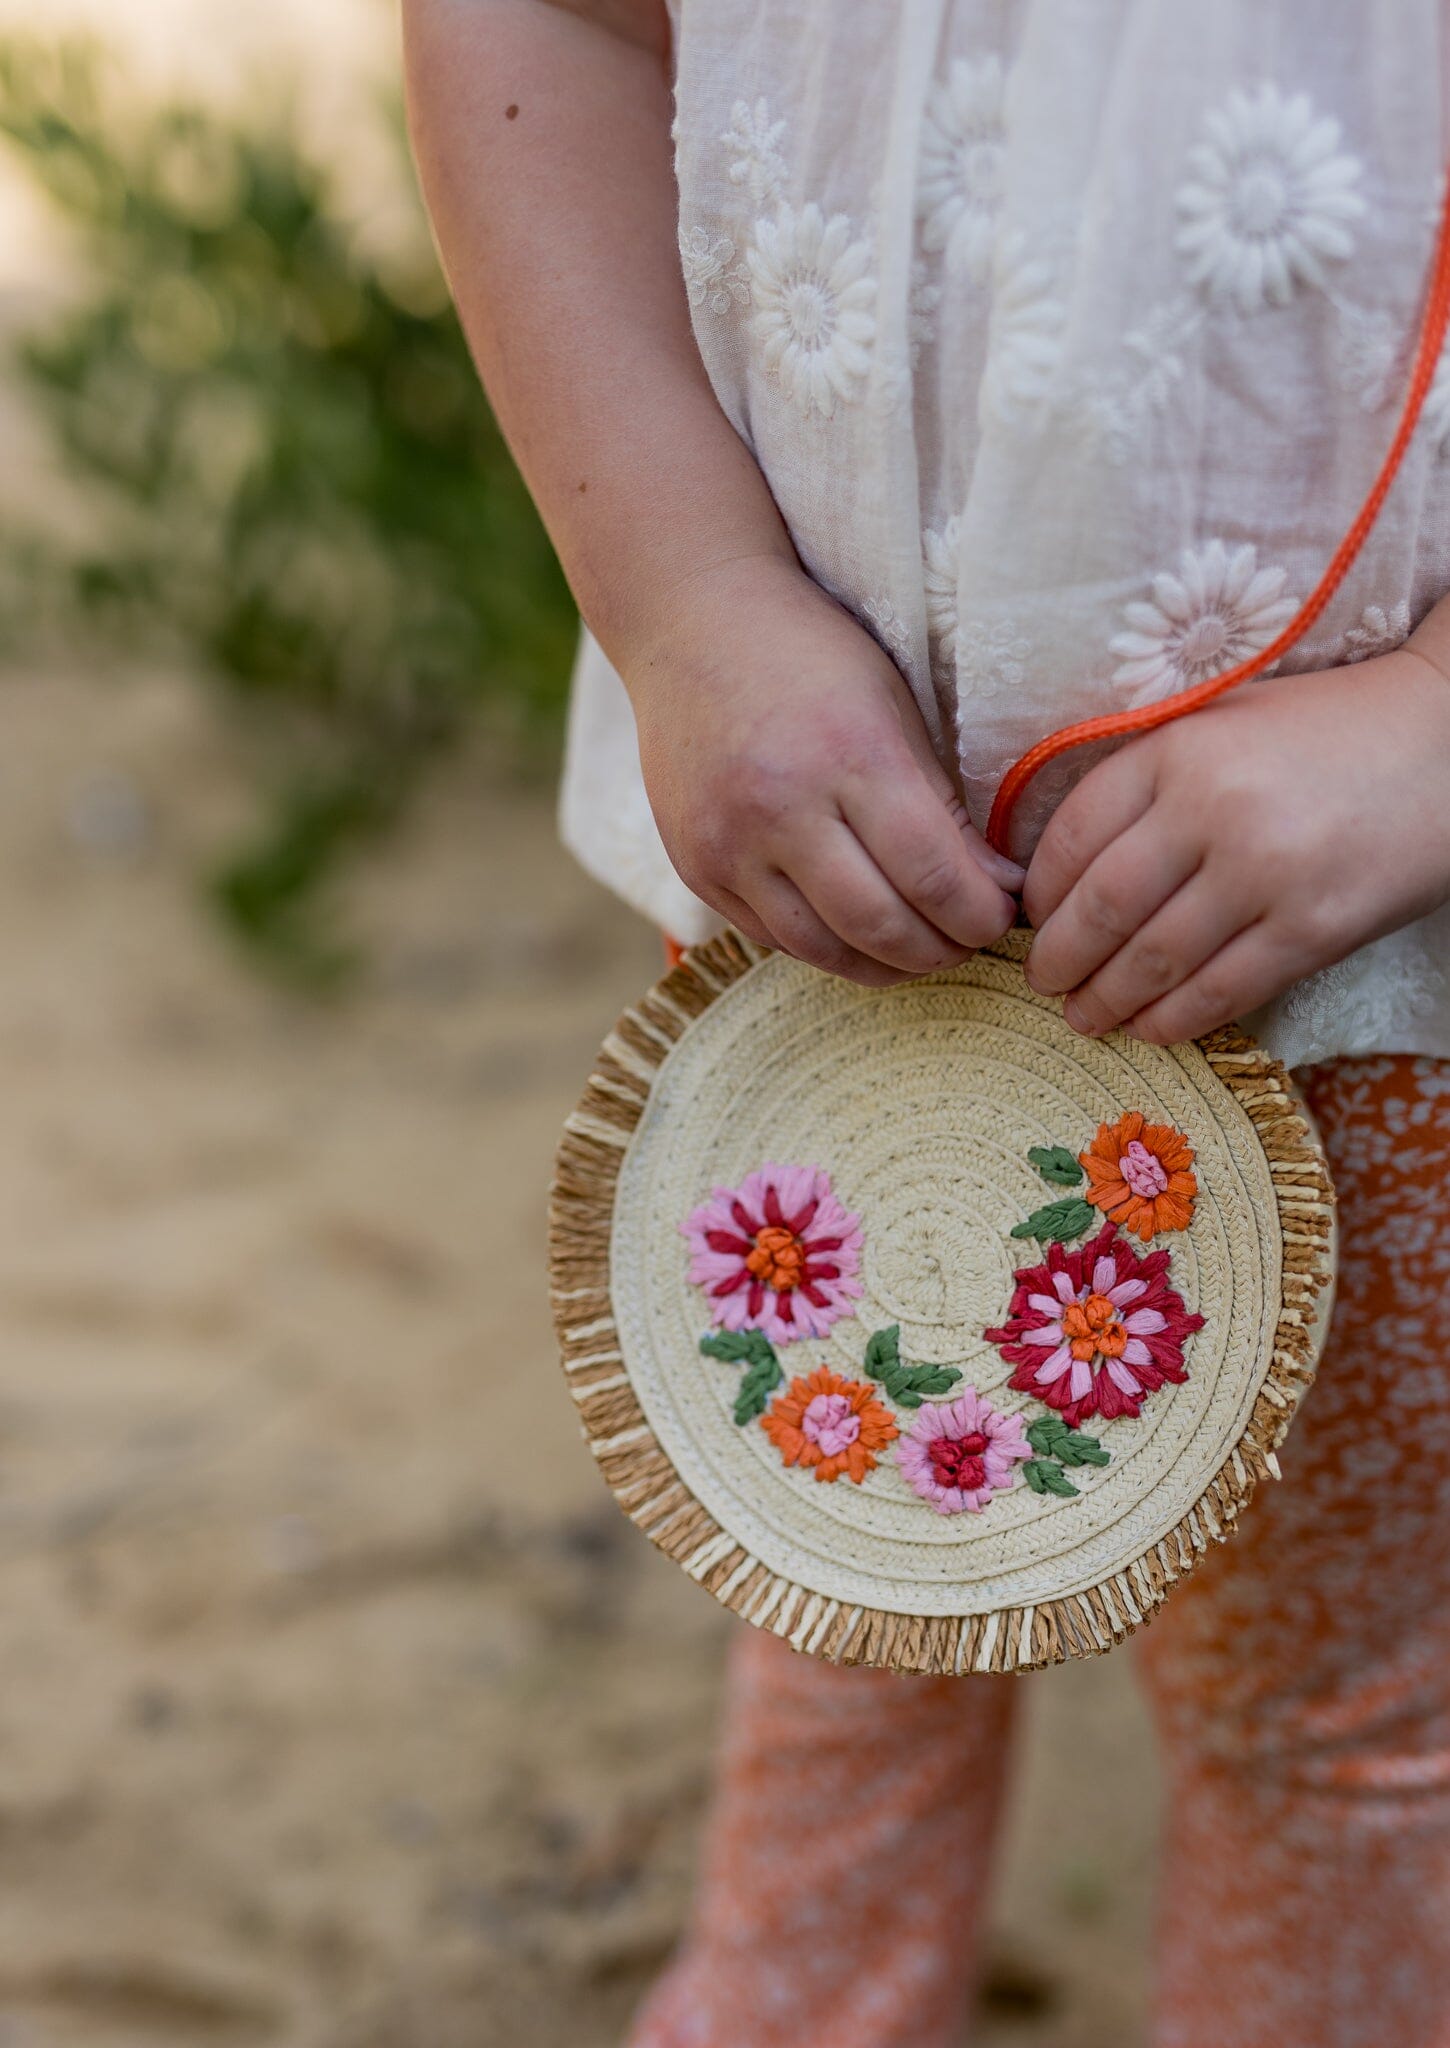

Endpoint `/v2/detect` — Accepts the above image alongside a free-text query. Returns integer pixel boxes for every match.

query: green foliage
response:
[1022,1413,1110,1497]
[1011,1196,1096,1245]
[861,1325,962,1408]
[1025,1414,1110,1467]
[0,39,577,979]
[699,1330,783,1423]
[1023,1457,1080,1498]
[1026,1145,1084,1187]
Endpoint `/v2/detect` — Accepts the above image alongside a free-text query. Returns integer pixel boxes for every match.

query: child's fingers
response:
[841,770,1018,951]
[708,885,779,955]
[1057,875,1259,1037]
[748,872,916,987]
[1020,743,1158,929]
[1024,815,1200,999]
[1123,920,1303,1044]
[788,821,974,976]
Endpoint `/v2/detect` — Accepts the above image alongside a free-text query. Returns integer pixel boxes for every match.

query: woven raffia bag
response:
[549,180,1450,1675]
[552,932,1333,1672]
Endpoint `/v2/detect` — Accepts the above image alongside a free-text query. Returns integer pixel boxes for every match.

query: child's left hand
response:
[1021,646,1450,1042]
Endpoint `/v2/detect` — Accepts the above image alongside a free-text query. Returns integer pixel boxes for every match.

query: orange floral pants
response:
[629,1055,1450,2048]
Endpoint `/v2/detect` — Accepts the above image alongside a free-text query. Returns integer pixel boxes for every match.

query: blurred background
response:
[0,2,1159,2042]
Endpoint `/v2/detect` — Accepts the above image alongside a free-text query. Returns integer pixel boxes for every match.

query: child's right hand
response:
[406,3,1017,986]
[627,556,1023,985]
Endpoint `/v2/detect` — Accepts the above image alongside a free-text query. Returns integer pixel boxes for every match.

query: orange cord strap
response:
[986,164,1450,858]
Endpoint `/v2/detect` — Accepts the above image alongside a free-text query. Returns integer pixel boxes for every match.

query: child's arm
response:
[1022,612,1450,1040]
[403,0,1020,985]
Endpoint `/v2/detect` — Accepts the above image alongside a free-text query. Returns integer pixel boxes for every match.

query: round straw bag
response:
[550,929,1334,1672]
[549,171,1450,1674]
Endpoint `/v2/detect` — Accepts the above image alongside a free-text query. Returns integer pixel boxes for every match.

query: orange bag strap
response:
[985,166,1450,859]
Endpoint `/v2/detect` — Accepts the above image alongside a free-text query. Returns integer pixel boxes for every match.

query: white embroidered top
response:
[560,1,1450,1067]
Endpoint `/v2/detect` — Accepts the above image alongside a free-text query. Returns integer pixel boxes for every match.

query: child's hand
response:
[1022,649,1450,1042]
[630,556,1023,985]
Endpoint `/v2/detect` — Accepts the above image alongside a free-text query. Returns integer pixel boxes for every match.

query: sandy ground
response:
[0,663,1162,2048]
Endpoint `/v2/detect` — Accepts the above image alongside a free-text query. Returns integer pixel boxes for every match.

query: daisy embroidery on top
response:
[746,203,878,419]
[1175,83,1365,313]
[957,616,1031,703]
[682,1164,864,1343]
[1341,600,1411,664]
[1423,337,1450,454]
[978,232,1065,429]
[1109,539,1298,705]
[722,96,787,209]
[916,56,1008,284]
[678,226,750,315]
[922,517,962,669]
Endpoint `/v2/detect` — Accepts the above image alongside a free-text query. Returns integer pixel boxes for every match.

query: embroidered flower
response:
[723,97,787,209]
[985,1222,1204,1429]
[1070,296,1202,464]
[761,1366,898,1484]
[1109,540,1298,705]
[1423,338,1450,454]
[678,226,750,314]
[1282,939,1443,1061]
[906,256,942,363]
[1334,299,1400,414]
[862,595,911,659]
[1079,1112,1198,1240]
[746,203,878,418]
[1341,599,1411,664]
[917,56,1007,284]
[682,1164,864,1343]
[957,616,1030,702]
[1175,85,1365,313]
[922,518,961,668]
[896,1388,1030,1515]
[979,233,1064,428]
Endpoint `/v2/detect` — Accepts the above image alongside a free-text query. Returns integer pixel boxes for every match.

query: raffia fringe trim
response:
[548,932,1336,1675]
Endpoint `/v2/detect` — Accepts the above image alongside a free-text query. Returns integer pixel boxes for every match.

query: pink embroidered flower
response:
[984,1222,1204,1429]
[896,1388,1031,1515]
[682,1164,864,1343]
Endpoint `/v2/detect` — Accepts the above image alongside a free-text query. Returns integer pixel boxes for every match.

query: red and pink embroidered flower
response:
[984,1221,1204,1429]
[896,1388,1031,1515]
[682,1164,864,1343]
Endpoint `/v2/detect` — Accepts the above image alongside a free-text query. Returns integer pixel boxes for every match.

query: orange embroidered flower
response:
[760,1366,899,1485]
[1079,1111,1197,1241]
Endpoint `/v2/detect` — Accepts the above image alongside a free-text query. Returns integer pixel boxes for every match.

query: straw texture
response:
[549,931,1335,1673]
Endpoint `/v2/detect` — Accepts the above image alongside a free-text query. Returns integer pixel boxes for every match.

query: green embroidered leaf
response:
[733,1351,784,1424]
[862,1327,961,1408]
[1027,1413,1110,1470]
[1058,1431,1110,1469]
[1026,1413,1109,1467]
[1026,1413,1071,1458]
[1010,1197,1096,1245]
[863,1325,902,1375]
[880,1364,963,1409]
[700,1330,777,1371]
[701,1330,782,1425]
[1023,1457,1080,1498]
[1027,1145,1085,1188]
